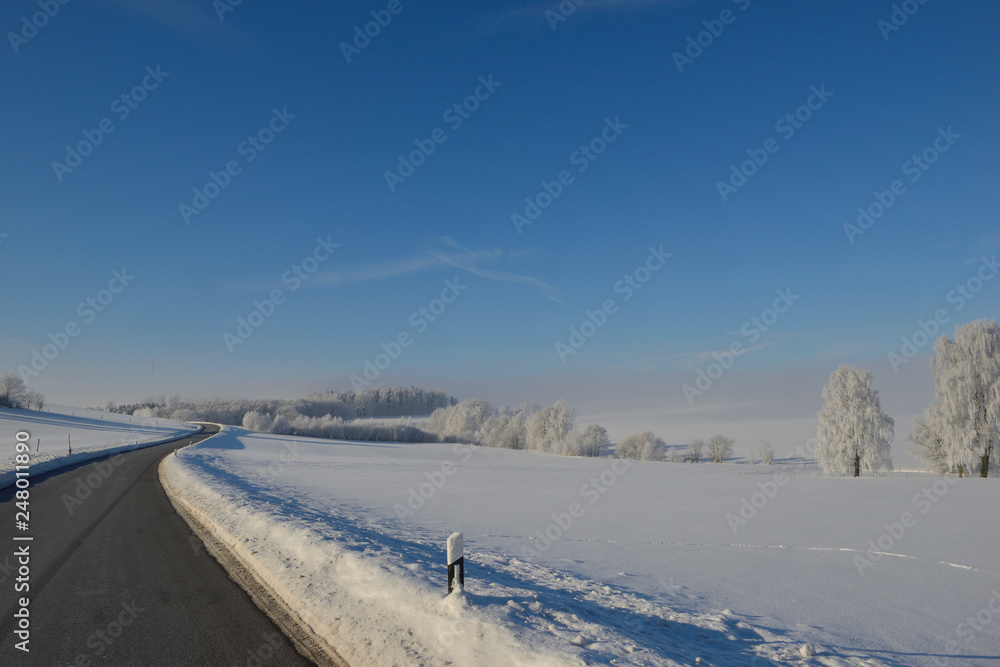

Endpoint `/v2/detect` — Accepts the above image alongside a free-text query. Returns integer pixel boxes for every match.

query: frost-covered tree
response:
[526,400,575,453]
[706,434,735,463]
[687,438,704,463]
[578,424,610,457]
[0,374,29,409]
[816,365,894,477]
[479,410,527,450]
[616,431,664,461]
[759,439,775,465]
[924,320,1000,478]
[428,398,495,443]
[242,410,272,432]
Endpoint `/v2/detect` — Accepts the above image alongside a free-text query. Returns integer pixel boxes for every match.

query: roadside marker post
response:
[447,532,464,594]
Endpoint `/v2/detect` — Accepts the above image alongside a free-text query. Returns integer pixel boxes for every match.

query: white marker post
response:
[447,532,464,594]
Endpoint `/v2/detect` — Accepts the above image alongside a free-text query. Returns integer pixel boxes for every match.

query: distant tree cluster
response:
[0,374,44,410]
[426,399,610,457]
[241,410,431,443]
[318,387,455,418]
[106,386,454,424]
[103,386,455,444]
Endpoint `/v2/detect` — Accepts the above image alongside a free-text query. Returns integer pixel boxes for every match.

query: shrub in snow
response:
[578,424,610,457]
[616,432,665,461]
[687,438,704,463]
[242,410,272,432]
[915,319,1000,478]
[479,410,527,450]
[759,439,775,465]
[427,399,495,444]
[705,434,735,463]
[437,399,602,457]
[816,364,893,477]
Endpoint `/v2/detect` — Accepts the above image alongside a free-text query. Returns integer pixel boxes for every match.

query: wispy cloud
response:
[307,254,443,287]
[696,342,773,360]
[426,237,563,302]
[232,237,562,302]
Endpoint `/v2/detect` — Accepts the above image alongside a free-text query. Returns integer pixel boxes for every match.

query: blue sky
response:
[2,0,998,437]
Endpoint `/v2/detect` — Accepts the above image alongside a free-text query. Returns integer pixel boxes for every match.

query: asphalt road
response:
[0,425,314,666]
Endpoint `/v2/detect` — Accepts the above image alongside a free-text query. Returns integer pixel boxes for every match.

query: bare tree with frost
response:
[706,434,735,463]
[816,365,893,477]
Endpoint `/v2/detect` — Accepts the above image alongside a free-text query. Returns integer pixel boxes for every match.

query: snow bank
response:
[160,428,905,666]
[0,406,199,490]
[159,429,576,666]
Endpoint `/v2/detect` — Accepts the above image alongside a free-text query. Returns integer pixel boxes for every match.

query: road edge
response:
[158,428,349,667]
[0,423,204,491]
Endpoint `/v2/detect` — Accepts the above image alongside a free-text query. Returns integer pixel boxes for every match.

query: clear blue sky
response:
[2,0,998,429]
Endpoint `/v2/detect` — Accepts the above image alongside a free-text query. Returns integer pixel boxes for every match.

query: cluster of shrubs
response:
[240,410,431,443]
[426,399,611,458]
[616,432,744,463]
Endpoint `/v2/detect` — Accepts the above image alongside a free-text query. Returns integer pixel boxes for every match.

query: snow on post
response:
[447,531,464,594]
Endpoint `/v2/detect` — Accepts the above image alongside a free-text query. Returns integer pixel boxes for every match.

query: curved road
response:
[0,425,314,666]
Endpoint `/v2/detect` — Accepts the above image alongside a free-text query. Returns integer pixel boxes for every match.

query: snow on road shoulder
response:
[160,429,575,667]
[0,406,199,489]
[160,427,888,666]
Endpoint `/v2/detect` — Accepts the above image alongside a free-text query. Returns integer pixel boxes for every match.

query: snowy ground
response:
[161,426,1000,666]
[0,406,199,489]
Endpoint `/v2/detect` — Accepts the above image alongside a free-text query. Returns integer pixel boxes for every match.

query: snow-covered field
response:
[161,426,1000,666]
[0,406,199,489]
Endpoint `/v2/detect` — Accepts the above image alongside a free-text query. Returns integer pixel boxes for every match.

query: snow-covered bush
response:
[430,399,603,457]
[242,410,272,432]
[479,410,528,450]
[427,399,495,444]
[816,365,893,477]
[759,439,775,465]
[706,434,735,463]
[616,431,665,461]
[577,424,610,457]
